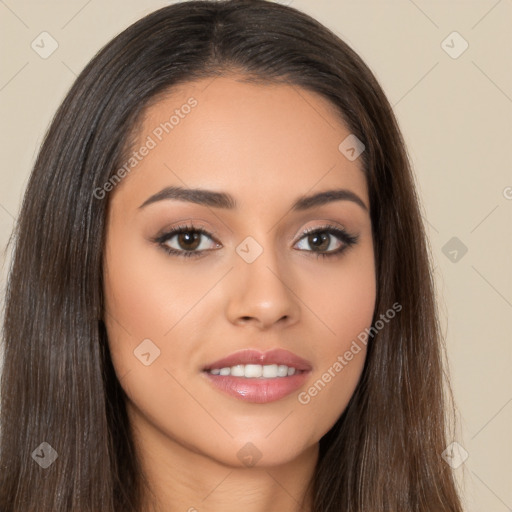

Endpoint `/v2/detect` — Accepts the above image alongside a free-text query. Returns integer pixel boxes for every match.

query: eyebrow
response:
[138,186,368,212]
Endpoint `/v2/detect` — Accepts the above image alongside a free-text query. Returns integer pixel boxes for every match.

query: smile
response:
[205,363,301,378]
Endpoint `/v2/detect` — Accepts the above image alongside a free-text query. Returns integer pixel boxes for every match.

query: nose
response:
[225,244,301,330]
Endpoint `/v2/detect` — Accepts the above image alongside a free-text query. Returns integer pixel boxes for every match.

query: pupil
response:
[310,233,328,251]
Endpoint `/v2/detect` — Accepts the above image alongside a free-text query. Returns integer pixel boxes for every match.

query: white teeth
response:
[230,364,245,377]
[245,364,262,378]
[277,364,289,377]
[262,364,278,378]
[207,364,300,378]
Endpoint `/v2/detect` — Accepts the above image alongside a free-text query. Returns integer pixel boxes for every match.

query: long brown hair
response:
[0,1,463,510]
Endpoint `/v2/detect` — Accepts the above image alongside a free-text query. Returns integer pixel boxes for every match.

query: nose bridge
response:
[226,231,300,327]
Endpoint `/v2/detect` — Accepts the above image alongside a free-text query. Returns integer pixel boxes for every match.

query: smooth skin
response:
[103,75,376,512]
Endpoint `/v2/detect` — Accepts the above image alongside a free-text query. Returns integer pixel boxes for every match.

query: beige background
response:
[1,1,511,510]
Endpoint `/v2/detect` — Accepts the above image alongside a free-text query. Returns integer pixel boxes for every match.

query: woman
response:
[0,1,463,510]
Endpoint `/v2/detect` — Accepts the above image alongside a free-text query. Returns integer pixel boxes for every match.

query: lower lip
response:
[202,371,311,403]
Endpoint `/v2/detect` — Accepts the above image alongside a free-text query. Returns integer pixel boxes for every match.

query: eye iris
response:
[178,231,201,250]
[309,232,329,251]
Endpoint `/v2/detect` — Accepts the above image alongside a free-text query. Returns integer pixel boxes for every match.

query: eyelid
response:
[152,223,220,250]
[153,220,219,241]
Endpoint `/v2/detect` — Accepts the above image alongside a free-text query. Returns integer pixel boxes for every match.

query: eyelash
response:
[153,223,359,260]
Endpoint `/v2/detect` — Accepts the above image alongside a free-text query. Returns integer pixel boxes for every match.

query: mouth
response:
[201,348,312,403]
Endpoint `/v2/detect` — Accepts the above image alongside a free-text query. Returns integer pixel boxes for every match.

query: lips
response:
[201,348,313,403]
[202,348,313,372]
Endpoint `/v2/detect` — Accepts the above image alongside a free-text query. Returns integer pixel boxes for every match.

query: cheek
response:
[327,258,376,343]
[103,226,208,344]
[102,223,200,383]
[299,239,376,349]
[293,247,375,429]
[102,229,212,445]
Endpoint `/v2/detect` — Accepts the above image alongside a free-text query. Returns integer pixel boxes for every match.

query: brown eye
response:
[306,232,331,252]
[295,225,359,259]
[174,231,202,251]
[154,224,220,258]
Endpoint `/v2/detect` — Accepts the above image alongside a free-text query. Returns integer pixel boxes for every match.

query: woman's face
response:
[103,75,376,469]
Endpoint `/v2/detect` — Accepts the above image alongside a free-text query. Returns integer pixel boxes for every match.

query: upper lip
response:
[202,348,312,372]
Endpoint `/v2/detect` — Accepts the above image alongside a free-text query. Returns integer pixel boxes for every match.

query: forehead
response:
[110,75,368,213]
